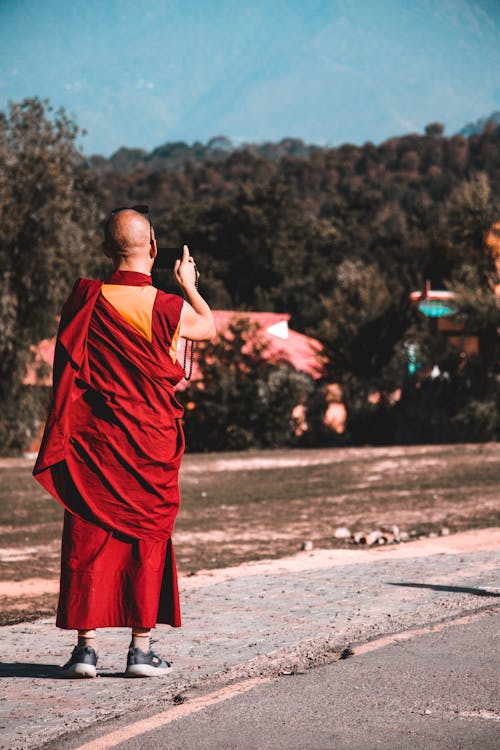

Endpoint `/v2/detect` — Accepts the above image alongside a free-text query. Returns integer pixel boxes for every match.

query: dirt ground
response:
[0,443,499,625]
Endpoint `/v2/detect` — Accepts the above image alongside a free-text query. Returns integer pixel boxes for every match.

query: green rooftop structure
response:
[410,281,455,318]
[417,299,455,318]
[408,282,478,369]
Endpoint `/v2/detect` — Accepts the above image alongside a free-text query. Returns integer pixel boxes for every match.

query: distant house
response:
[410,280,479,357]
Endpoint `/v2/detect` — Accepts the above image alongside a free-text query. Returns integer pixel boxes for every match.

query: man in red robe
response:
[33,207,215,677]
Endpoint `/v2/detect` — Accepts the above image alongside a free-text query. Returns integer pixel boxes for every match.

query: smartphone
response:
[155,247,184,269]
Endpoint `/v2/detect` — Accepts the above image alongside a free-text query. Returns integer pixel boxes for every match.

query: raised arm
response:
[174,245,216,341]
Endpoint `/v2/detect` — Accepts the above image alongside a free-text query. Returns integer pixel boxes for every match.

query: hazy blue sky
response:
[0,0,499,155]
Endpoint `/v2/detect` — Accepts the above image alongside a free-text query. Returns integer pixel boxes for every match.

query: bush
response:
[178,318,314,451]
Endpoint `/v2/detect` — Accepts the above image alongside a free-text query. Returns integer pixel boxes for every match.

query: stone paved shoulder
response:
[1,529,499,750]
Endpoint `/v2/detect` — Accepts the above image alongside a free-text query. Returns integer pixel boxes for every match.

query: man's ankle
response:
[77,630,97,649]
[131,630,151,652]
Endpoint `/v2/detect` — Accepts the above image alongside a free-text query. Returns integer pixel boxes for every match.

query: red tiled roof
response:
[176,311,324,390]
[409,290,454,301]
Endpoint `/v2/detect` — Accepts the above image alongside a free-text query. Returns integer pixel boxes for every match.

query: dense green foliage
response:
[100,123,499,444]
[0,99,102,453]
[1,98,498,453]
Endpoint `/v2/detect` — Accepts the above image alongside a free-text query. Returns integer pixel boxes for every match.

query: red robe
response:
[33,270,185,629]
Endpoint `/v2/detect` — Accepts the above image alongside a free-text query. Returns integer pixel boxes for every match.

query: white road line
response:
[72,676,271,750]
[353,608,495,656]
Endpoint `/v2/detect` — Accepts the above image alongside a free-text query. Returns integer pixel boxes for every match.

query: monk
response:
[33,207,215,677]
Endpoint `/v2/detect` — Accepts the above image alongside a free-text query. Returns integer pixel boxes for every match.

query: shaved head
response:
[104,209,152,260]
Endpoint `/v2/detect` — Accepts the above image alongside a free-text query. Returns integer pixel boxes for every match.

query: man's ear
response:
[102,241,112,259]
[150,237,157,260]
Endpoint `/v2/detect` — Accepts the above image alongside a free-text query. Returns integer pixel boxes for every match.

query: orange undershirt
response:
[101,284,181,362]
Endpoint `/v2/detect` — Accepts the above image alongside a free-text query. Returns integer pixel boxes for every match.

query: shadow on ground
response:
[0,662,61,678]
[387,582,500,597]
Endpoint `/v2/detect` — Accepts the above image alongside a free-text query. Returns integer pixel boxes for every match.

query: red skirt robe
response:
[33,270,185,629]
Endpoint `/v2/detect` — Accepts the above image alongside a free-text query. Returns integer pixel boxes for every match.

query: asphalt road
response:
[49,607,499,750]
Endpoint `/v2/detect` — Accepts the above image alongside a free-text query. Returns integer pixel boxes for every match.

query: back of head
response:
[104,209,151,261]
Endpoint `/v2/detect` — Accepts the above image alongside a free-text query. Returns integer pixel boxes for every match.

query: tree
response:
[177,318,313,451]
[0,98,102,454]
[155,180,340,331]
[439,173,499,366]
[318,259,414,378]
[314,258,417,443]
[444,176,500,440]
[425,122,445,138]
[395,174,500,444]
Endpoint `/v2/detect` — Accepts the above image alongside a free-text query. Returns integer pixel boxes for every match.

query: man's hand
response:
[173,244,215,341]
[174,245,199,291]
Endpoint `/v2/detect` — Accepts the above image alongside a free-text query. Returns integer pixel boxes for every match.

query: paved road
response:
[1,529,499,750]
[53,608,499,750]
